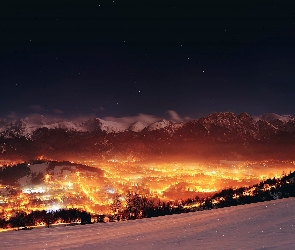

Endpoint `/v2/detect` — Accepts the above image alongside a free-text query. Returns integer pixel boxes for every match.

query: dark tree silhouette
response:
[80,211,91,224]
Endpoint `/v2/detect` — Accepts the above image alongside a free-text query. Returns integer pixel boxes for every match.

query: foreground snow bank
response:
[2,198,295,250]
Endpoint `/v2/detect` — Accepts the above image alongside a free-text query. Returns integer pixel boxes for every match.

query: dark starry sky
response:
[1,0,295,120]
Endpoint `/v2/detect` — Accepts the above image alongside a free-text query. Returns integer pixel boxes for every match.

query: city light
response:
[0,159,294,220]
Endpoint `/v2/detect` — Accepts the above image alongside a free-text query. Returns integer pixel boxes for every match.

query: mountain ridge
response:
[0,112,294,162]
[1,112,294,138]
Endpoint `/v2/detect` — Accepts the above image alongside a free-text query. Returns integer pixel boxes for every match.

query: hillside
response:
[0,160,104,186]
[1,197,294,250]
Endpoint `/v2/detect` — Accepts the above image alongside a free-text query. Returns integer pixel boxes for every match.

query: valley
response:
[0,159,294,220]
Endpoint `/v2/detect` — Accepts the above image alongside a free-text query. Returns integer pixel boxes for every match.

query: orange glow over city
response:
[0,159,295,220]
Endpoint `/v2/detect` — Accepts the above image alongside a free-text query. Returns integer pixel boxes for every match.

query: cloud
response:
[92,106,105,112]
[52,109,64,114]
[6,111,17,119]
[184,116,193,121]
[103,113,160,126]
[23,113,48,125]
[70,113,97,123]
[30,105,43,112]
[2,110,191,126]
[168,110,183,122]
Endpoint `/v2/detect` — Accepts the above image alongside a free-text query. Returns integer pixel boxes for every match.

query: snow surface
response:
[129,121,148,132]
[96,118,130,133]
[29,163,48,174]
[147,119,171,131]
[255,113,294,123]
[1,198,295,250]
[17,163,49,186]
[2,112,294,138]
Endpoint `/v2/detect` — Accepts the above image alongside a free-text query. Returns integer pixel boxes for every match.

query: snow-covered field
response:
[1,198,295,250]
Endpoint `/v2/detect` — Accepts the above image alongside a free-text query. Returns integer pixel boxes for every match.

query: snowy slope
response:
[1,112,294,138]
[146,119,171,131]
[0,116,86,138]
[1,198,295,250]
[129,121,148,132]
[255,113,294,123]
[95,118,129,133]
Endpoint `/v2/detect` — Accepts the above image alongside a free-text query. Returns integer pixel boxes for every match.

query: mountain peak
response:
[255,113,294,123]
[238,112,254,122]
[147,119,171,131]
[129,121,147,132]
[82,118,128,133]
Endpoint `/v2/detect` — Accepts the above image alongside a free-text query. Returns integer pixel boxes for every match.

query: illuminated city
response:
[1,1,295,249]
[1,159,294,221]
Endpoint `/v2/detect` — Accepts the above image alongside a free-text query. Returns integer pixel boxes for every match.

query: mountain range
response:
[0,112,295,162]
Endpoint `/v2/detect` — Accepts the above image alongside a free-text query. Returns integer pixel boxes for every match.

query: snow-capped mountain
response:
[82,118,129,133]
[129,121,147,132]
[0,112,294,139]
[144,119,183,133]
[0,116,185,138]
[0,116,134,138]
[255,113,294,123]
[254,113,295,133]
[146,119,171,131]
[1,112,295,161]
[0,115,86,138]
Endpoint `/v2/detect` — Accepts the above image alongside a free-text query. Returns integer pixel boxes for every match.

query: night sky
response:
[1,1,295,121]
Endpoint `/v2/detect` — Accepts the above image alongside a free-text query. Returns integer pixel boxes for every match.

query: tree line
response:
[107,170,295,220]
[0,208,91,230]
